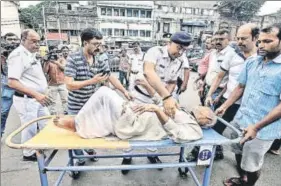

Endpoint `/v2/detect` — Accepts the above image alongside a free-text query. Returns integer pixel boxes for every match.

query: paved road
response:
[1,72,280,186]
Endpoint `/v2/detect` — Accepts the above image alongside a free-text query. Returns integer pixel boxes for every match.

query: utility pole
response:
[56,1,62,44]
[42,5,48,48]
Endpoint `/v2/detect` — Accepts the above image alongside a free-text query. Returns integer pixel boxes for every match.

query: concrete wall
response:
[1,1,21,37]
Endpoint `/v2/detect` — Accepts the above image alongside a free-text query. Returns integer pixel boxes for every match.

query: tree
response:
[215,0,266,22]
[19,1,54,31]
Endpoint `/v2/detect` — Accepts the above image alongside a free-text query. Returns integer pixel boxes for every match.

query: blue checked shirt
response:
[233,55,281,140]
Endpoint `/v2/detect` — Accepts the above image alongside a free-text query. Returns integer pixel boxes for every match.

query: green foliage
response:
[216,0,266,22]
[19,1,54,30]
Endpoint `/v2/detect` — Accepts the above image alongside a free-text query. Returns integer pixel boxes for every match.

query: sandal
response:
[269,149,280,155]
[223,177,245,186]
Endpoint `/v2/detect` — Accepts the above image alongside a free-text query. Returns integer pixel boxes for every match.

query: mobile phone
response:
[102,70,110,76]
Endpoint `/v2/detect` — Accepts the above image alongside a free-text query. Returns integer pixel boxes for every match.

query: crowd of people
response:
[1,20,281,186]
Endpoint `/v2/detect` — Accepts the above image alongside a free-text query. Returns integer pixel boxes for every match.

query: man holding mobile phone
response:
[64,28,133,170]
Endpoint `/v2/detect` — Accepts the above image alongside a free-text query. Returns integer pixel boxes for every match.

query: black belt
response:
[134,85,151,98]
[131,71,139,75]
[14,92,32,98]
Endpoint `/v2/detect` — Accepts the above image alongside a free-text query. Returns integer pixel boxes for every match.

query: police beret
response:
[171,31,193,46]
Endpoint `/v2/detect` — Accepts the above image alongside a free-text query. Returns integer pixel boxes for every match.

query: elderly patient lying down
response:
[54,87,216,143]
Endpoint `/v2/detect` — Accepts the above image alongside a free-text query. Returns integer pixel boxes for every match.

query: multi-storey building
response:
[153,1,219,41]
[91,1,154,47]
[44,1,98,45]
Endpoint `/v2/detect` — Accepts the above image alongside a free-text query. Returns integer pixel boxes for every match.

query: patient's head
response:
[173,106,216,127]
[192,106,217,127]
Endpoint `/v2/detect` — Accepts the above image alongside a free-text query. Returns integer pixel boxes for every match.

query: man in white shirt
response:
[8,29,52,161]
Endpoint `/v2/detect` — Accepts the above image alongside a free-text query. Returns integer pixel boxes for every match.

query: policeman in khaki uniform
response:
[144,31,192,117]
[8,29,52,161]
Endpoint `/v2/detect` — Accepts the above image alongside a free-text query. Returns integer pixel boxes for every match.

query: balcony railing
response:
[45,8,97,17]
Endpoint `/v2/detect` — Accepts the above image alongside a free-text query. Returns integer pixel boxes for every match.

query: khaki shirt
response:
[7,45,48,93]
[144,46,183,84]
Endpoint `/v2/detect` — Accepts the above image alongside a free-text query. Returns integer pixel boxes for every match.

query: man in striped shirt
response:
[64,28,133,169]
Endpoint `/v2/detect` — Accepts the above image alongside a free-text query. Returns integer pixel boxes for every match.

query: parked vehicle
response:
[187,47,204,72]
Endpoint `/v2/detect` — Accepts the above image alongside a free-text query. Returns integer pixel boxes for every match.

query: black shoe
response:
[121,158,132,175]
[214,145,224,160]
[147,156,163,171]
[85,150,98,162]
[186,147,199,162]
[23,154,37,161]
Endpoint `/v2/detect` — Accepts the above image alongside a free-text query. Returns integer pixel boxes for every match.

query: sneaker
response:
[121,158,132,175]
[23,154,37,162]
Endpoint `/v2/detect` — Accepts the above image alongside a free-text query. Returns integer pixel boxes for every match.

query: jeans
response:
[1,84,15,137]
[119,71,129,88]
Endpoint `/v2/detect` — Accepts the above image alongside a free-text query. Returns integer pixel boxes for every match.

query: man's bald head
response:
[236,23,259,53]
[238,23,259,40]
[21,29,40,53]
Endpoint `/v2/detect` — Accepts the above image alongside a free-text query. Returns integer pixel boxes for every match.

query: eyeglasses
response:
[214,38,226,42]
[89,42,102,47]
[176,44,189,53]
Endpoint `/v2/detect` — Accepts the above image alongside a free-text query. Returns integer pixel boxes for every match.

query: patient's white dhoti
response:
[75,87,124,138]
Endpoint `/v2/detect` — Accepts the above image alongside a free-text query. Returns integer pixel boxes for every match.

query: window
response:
[163,23,170,33]
[194,8,199,15]
[140,30,145,37]
[114,9,119,16]
[127,30,133,36]
[173,7,176,12]
[120,29,125,36]
[67,4,72,10]
[133,30,138,36]
[108,29,112,36]
[186,8,192,14]
[146,11,151,18]
[107,8,112,16]
[169,7,173,12]
[140,10,146,18]
[146,31,151,37]
[133,9,139,17]
[158,5,162,10]
[114,29,120,36]
[120,9,125,16]
[127,9,132,17]
[101,28,107,35]
[101,8,106,15]
[180,8,182,13]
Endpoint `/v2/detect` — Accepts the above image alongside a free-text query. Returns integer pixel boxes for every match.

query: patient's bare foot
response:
[53,115,76,132]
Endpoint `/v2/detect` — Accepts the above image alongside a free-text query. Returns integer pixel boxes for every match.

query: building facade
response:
[44,1,98,45]
[153,1,219,41]
[92,1,154,47]
[1,1,21,37]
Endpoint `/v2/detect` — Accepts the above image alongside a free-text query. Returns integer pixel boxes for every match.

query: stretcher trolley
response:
[6,116,241,186]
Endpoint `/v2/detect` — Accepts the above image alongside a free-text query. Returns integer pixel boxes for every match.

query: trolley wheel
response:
[178,167,189,179]
[69,171,80,180]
